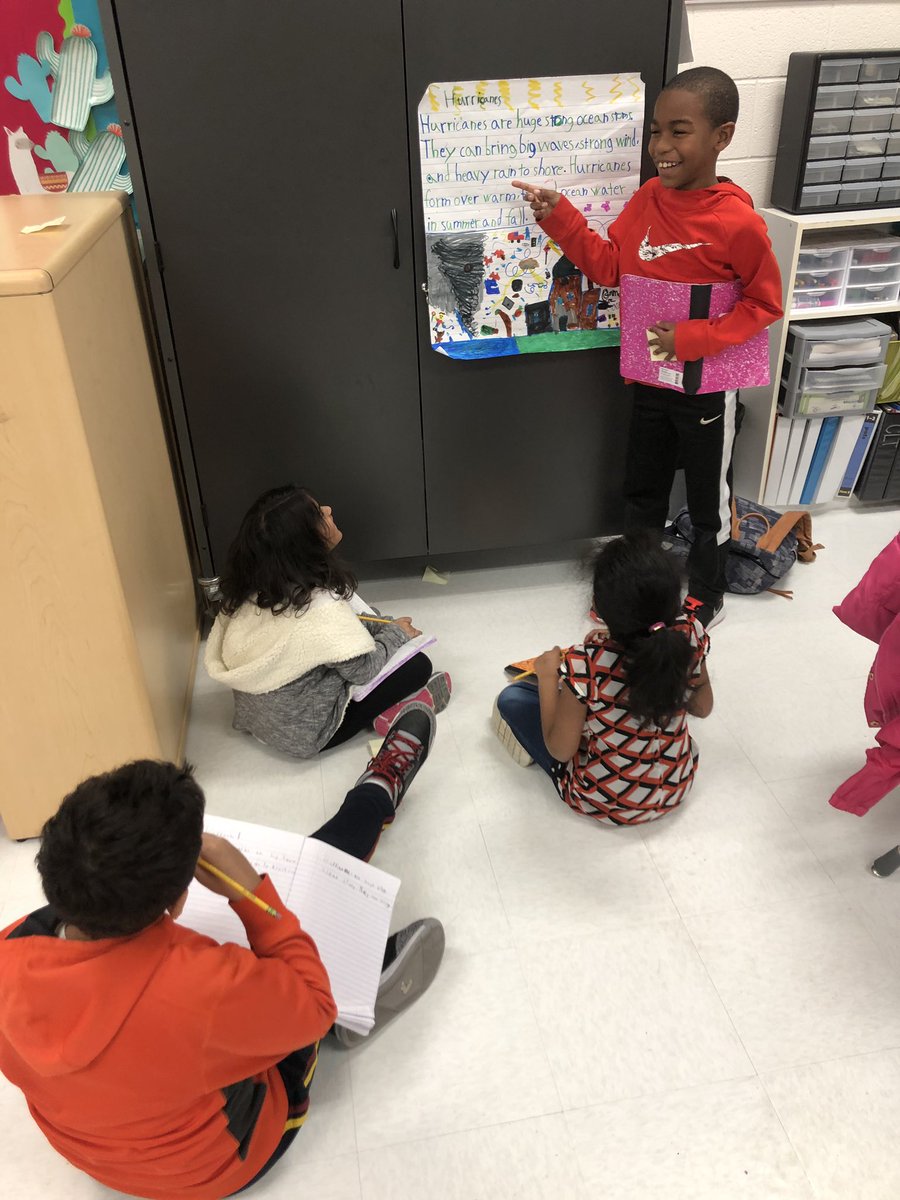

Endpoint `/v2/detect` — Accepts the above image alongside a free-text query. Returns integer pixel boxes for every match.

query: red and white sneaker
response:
[356,702,436,812]
[372,671,452,737]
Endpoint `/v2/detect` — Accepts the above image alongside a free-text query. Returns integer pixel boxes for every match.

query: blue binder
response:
[800,416,839,506]
[838,413,880,497]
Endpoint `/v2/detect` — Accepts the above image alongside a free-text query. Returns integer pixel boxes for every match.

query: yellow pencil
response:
[197,858,282,919]
[358,614,394,624]
[511,668,536,681]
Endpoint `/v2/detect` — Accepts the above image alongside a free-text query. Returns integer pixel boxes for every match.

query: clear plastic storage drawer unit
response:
[779,362,887,416]
[773,50,900,212]
[784,317,893,369]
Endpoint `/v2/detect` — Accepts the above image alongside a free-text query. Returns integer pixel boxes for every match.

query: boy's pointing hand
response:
[512,181,561,221]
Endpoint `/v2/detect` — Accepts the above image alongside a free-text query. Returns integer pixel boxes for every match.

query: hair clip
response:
[648,621,665,633]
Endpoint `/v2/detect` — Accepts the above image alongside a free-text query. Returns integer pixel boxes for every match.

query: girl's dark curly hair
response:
[218,485,356,616]
[591,530,695,727]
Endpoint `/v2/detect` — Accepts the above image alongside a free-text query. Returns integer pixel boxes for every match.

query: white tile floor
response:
[2,505,900,1199]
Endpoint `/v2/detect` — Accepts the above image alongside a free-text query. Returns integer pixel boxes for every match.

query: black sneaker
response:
[684,595,725,631]
[355,701,435,810]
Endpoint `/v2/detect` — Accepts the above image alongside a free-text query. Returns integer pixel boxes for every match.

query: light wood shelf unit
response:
[0,193,199,839]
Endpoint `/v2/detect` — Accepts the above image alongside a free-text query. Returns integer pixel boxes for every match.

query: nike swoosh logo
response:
[700,414,722,425]
[638,227,710,261]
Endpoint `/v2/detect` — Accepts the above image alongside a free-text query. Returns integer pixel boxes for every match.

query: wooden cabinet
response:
[0,193,198,839]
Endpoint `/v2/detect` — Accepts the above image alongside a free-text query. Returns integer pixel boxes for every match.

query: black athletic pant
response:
[231,781,395,1193]
[321,653,433,750]
[623,383,737,608]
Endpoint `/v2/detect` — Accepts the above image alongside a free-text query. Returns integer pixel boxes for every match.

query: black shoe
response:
[355,701,435,810]
[684,595,725,631]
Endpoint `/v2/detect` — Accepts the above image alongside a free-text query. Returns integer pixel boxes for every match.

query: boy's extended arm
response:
[200,876,338,1087]
[539,195,621,286]
[674,212,783,362]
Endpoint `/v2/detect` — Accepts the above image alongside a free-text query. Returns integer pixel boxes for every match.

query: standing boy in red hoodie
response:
[515,66,783,630]
[0,706,442,1199]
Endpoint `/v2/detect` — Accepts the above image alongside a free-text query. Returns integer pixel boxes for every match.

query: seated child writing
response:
[205,484,451,756]
[492,531,712,824]
[0,705,443,1199]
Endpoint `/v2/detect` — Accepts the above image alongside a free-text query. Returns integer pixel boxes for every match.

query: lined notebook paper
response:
[179,815,401,1036]
[346,592,436,701]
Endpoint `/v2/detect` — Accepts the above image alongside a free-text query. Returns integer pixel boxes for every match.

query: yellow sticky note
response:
[367,737,385,758]
[422,565,449,585]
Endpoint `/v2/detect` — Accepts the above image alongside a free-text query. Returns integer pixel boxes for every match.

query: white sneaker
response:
[491,699,534,767]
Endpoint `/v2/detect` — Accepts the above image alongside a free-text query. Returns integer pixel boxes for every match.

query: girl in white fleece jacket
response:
[205,486,450,757]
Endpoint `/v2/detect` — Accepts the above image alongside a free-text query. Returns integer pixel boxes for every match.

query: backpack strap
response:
[730,502,772,542]
[755,511,823,563]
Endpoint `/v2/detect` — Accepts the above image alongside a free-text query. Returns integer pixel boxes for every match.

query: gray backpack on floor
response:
[664,497,821,596]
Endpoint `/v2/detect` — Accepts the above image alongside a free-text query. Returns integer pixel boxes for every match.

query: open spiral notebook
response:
[179,815,401,1037]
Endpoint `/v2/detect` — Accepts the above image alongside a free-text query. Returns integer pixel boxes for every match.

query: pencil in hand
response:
[358,614,394,625]
[197,858,282,919]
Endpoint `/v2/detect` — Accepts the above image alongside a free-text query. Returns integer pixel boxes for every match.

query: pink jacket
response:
[830,533,900,816]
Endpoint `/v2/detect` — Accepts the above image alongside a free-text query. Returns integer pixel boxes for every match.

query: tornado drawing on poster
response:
[419,74,644,360]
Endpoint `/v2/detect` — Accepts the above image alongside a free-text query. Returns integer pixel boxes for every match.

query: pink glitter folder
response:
[619,275,770,395]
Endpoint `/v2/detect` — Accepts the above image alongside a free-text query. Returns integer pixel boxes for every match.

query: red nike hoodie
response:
[540,176,783,363]
[0,877,336,1200]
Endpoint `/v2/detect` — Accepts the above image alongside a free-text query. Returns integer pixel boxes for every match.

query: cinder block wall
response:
[682,0,900,205]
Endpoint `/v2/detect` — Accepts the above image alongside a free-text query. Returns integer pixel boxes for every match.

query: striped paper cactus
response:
[67,126,131,193]
[36,25,114,132]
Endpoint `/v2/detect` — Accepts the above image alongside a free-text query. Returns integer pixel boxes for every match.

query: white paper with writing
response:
[179,815,401,1035]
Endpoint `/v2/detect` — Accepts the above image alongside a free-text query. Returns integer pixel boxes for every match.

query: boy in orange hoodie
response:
[515,66,783,630]
[0,705,442,1199]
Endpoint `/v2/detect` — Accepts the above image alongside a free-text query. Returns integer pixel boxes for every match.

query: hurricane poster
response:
[419,73,644,360]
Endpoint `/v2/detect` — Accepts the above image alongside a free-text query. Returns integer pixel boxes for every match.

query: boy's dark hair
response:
[591,531,695,728]
[37,760,205,939]
[662,66,739,128]
[218,484,357,616]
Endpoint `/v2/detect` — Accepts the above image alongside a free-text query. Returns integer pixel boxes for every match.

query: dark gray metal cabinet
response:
[102,0,679,570]
[404,0,678,554]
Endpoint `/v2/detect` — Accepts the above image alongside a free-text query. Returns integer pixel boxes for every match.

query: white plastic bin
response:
[855,82,900,108]
[846,133,889,156]
[784,318,894,368]
[841,158,884,181]
[800,185,841,208]
[803,161,844,186]
[818,58,862,85]
[807,135,850,160]
[839,181,882,205]
[858,58,900,83]
[779,362,886,416]
[816,84,860,110]
[844,280,900,305]
[850,109,894,133]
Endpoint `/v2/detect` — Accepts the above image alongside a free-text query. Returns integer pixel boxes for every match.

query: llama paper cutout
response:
[4,125,69,193]
[36,25,113,131]
[619,275,770,394]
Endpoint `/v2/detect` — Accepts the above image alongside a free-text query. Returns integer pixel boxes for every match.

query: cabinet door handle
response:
[391,208,400,269]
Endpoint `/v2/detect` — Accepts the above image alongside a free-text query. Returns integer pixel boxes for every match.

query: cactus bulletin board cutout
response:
[1,0,129,198]
[419,74,644,360]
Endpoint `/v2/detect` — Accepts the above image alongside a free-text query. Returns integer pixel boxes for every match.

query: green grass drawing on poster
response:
[514,330,621,355]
